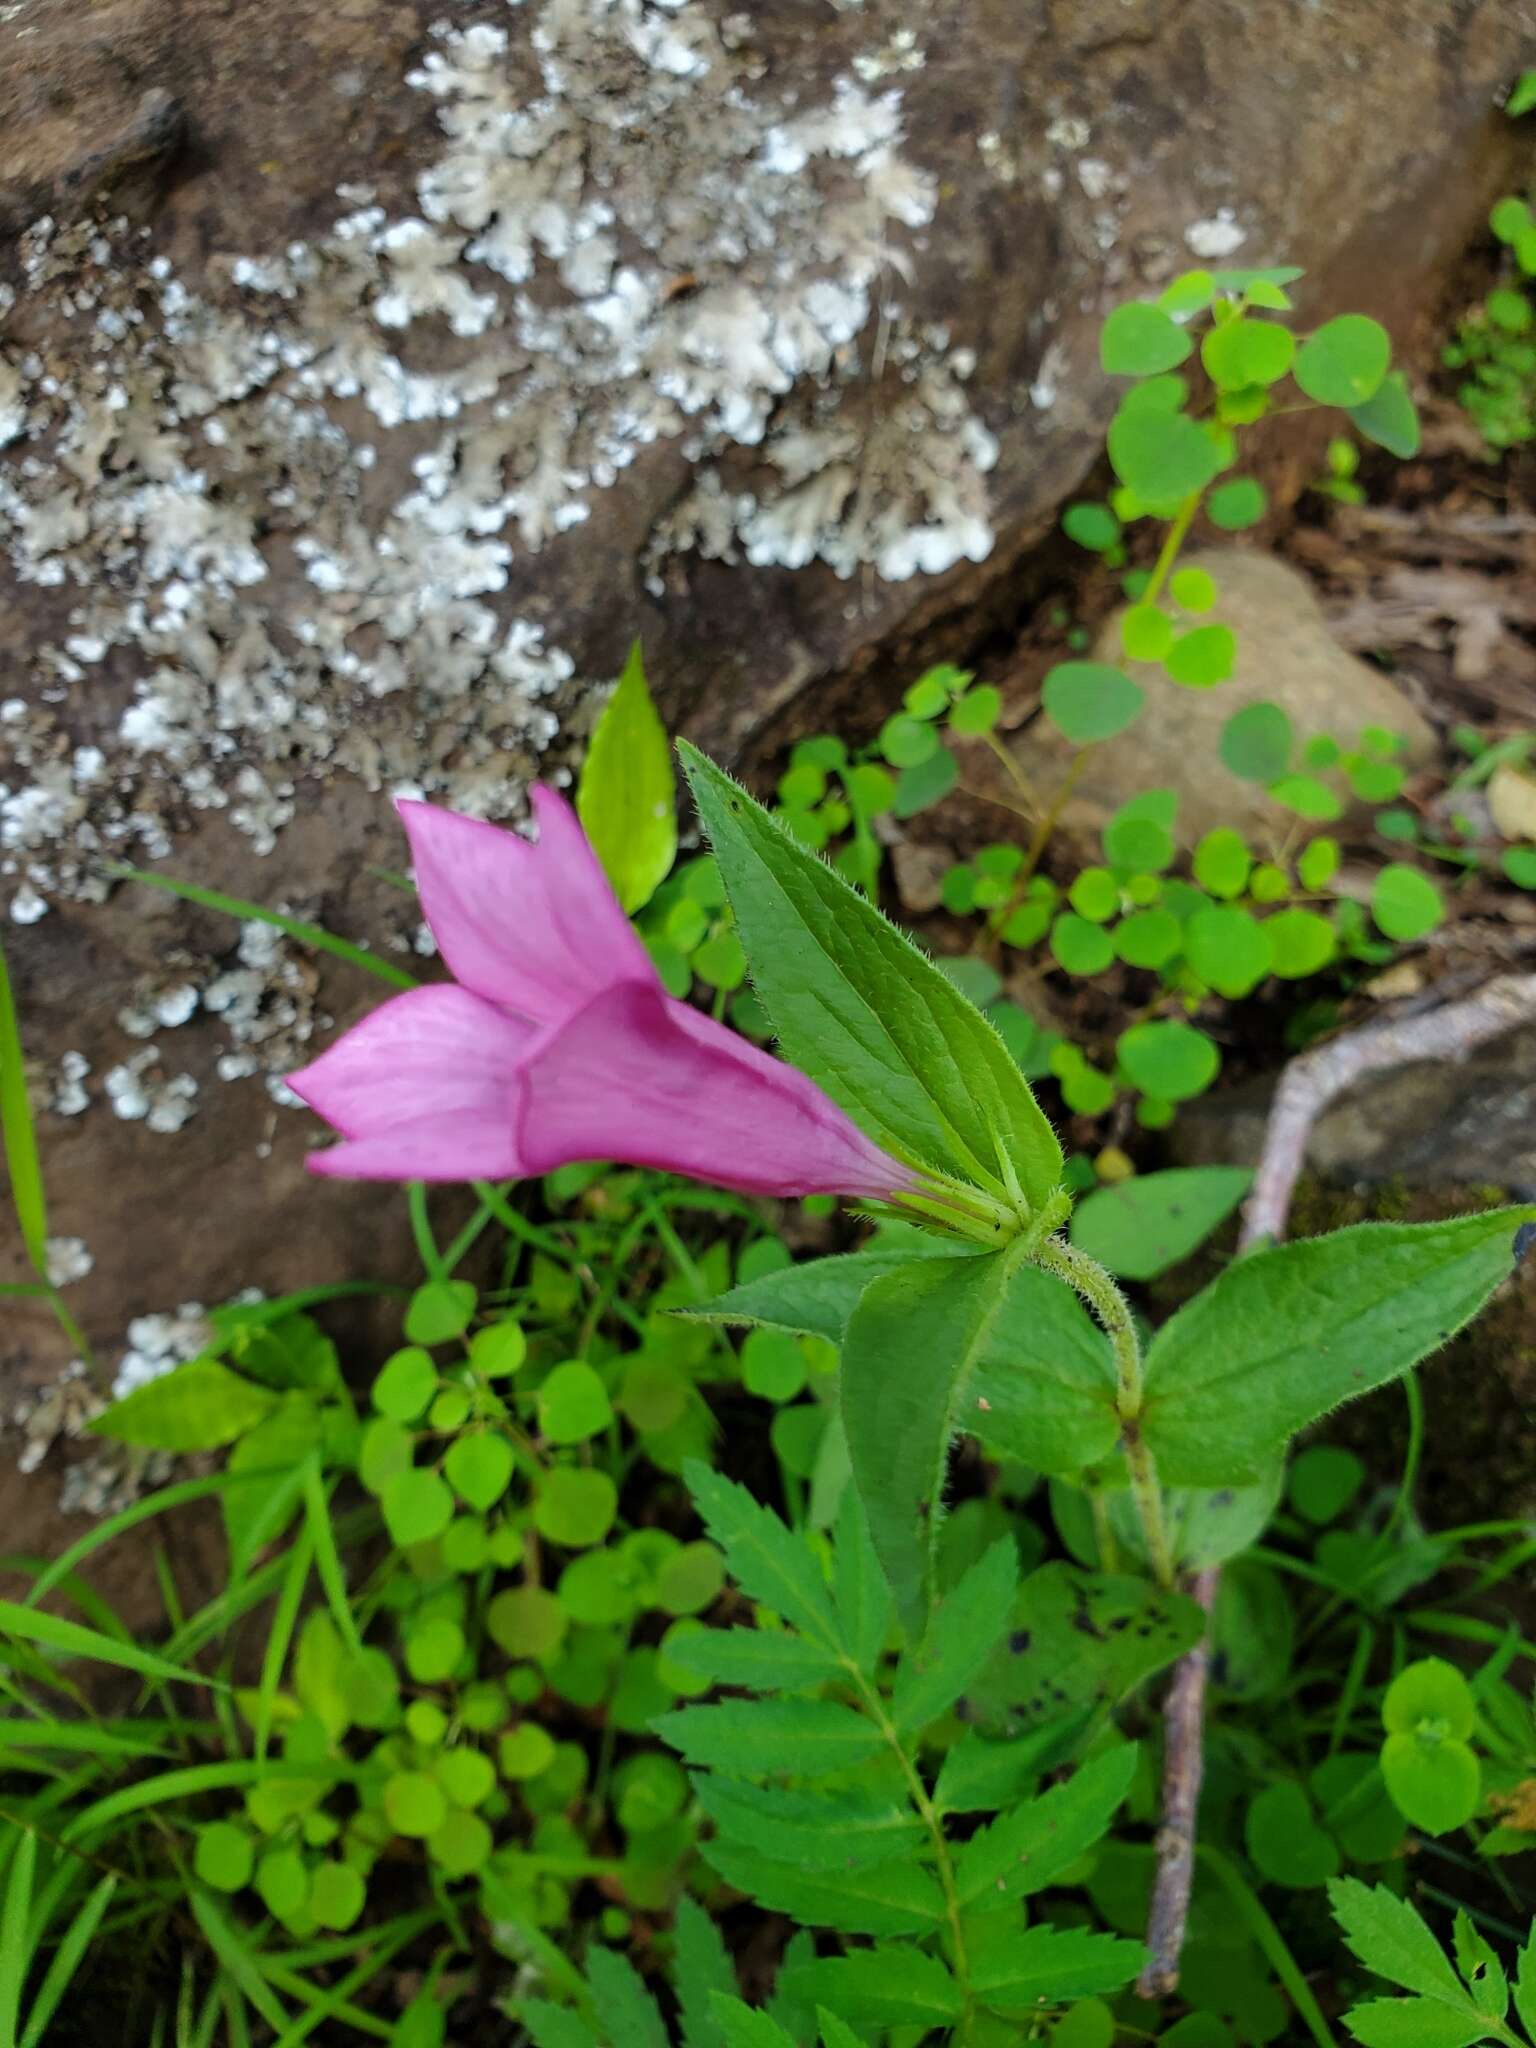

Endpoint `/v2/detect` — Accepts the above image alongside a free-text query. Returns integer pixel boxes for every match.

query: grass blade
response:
[187,1889,289,2036]
[60,1759,360,1846]
[0,937,46,1274]
[0,1823,37,2048]
[0,1602,219,1693]
[299,1463,361,1656]
[109,869,417,991]
[254,1526,313,1764]
[18,1872,116,2048]
[20,1474,253,1610]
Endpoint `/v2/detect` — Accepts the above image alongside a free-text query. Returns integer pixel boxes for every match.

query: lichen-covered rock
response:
[1011,549,1438,848]
[0,0,1529,1405]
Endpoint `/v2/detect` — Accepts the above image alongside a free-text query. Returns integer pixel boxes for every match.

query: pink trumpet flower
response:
[289,789,917,1203]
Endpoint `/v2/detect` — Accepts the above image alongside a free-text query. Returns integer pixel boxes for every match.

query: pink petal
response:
[398,790,655,1023]
[287,984,531,1181]
[518,981,915,1200]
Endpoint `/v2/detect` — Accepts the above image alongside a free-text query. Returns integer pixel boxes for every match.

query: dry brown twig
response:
[1135,969,1536,1999]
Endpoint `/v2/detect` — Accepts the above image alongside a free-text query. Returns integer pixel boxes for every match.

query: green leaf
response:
[1069,1167,1251,1280]
[1380,1734,1481,1836]
[1140,1211,1534,1484]
[970,1925,1145,2010]
[1117,1020,1219,1102]
[680,744,1063,1202]
[576,643,677,915]
[1372,865,1444,942]
[1246,1780,1341,1888]
[0,1600,220,1692]
[1108,407,1223,505]
[674,1895,734,2048]
[0,935,48,1274]
[955,1745,1137,1906]
[891,1539,1019,1732]
[1207,477,1267,530]
[444,1432,515,1512]
[832,1488,894,1678]
[586,1947,669,2048]
[1043,662,1145,743]
[522,2005,601,2048]
[0,1823,35,2048]
[1266,908,1337,979]
[1331,1880,1472,2004]
[1384,1659,1476,1740]
[933,1715,1086,1815]
[1202,317,1295,391]
[1349,372,1421,458]
[1184,904,1273,997]
[653,1700,885,1779]
[710,1999,795,2048]
[701,1838,946,1938]
[1101,302,1194,376]
[1343,2000,1497,2048]
[694,1777,925,1871]
[661,1627,842,1692]
[1063,502,1121,552]
[683,1462,842,1650]
[92,1360,279,1451]
[1295,315,1391,406]
[843,1247,1109,1633]
[17,1871,117,2048]
[1221,701,1293,781]
[382,1468,454,1548]
[962,1565,1204,1731]
[781,1949,963,2030]
[1166,625,1237,688]
[1515,1928,1536,2042]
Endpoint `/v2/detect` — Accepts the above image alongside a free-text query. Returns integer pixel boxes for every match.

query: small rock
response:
[890,839,951,913]
[1013,550,1437,847]
[1489,763,1536,844]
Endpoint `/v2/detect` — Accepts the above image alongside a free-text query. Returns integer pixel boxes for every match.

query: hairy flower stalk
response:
[290,791,918,1203]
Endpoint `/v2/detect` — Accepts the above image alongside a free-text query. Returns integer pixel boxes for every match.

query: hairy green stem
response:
[1033,1238,1175,1588]
[850,1665,973,2031]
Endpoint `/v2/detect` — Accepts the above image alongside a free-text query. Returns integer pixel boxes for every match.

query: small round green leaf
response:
[404,1281,477,1347]
[427,1808,493,1876]
[1265,908,1337,979]
[534,1467,618,1547]
[1042,661,1144,744]
[1245,1781,1340,1888]
[538,1361,614,1445]
[1348,370,1420,459]
[1207,477,1267,530]
[372,1348,438,1422]
[1192,829,1251,900]
[1381,1734,1481,1837]
[1201,317,1295,391]
[1166,625,1236,688]
[1117,1020,1220,1101]
[1383,1657,1476,1740]
[1294,314,1391,406]
[195,1822,255,1894]
[1371,864,1444,941]
[1170,566,1218,614]
[1100,301,1194,376]
[1062,502,1121,552]
[1108,407,1223,505]
[499,1723,558,1780]
[949,686,1002,736]
[255,1847,310,1920]
[740,1328,808,1404]
[1297,836,1340,890]
[382,1468,454,1549]
[308,1859,366,1932]
[486,1584,567,1660]
[435,1747,497,1810]
[1288,1445,1365,1525]
[1050,914,1115,976]
[1270,774,1344,823]
[1220,702,1292,782]
[1121,604,1174,663]
[405,1616,466,1685]
[655,1540,727,1617]
[385,1770,447,1839]
[444,1431,516,1511]
[1184,905,1273,997]
[1112,908,1182,969]
[879,714,938,767]
[1069,868,1119,923]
